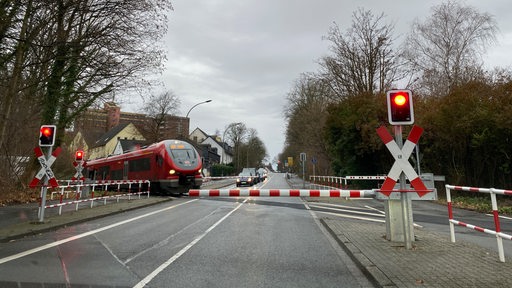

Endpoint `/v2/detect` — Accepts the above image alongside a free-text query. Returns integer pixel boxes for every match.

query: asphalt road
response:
[0,173,373,287]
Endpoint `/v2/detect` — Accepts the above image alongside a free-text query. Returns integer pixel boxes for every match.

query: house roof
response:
[118,139,149,152]
[203,135,233,156]
[92,123,131,148]
[190,127,209,138]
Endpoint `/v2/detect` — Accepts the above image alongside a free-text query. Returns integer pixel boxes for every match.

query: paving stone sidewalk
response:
[322,217,512,287]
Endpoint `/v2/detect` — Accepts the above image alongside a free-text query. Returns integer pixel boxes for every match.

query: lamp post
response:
[186,99,212,118]
[181,99,212,138]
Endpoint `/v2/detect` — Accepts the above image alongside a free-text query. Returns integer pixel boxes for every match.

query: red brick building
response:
[73,102,190,145]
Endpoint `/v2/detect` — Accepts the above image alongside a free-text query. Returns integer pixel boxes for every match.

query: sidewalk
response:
[323,216,512,287]
[286,174,512,287]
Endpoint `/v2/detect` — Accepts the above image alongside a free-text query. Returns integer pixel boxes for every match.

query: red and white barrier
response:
[446,184,512,262]
[188,189,375,198]
[41,180,151,216]
[309,175,387,190]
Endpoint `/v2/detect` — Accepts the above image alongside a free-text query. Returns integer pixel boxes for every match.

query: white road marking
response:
[486,213,512,221]
[0,199,198,265]
[365,205,386,215]
[133,198,249,288]
[316,210,386,223]
[308,203,385,218]
[307,202,423,227]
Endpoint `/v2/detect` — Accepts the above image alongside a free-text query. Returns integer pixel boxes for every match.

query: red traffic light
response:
[392,94,407,106]
[39,125,56,147]
[75,150,84,161]
[386,90,414,125]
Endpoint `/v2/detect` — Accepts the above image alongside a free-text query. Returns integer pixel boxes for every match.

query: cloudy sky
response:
[128,0,512,164]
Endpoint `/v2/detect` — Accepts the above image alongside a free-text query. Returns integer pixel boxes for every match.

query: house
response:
[87,123,146,159]
[189,127,209,143]
[201,135,233,165]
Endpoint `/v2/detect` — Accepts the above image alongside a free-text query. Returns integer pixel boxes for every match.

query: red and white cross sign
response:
[72,160,86,180]
[376,125,429,197]
[29,146,61,188]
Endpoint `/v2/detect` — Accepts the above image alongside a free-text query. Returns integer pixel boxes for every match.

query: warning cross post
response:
[29,146,61,188]
[376,125,430,197]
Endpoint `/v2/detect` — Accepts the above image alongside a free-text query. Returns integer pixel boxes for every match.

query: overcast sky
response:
[126,0,512,164]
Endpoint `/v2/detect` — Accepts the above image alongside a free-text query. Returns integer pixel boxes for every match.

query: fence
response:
[309,175,387,189]
[41,180,151,216]
[445,184,512,262]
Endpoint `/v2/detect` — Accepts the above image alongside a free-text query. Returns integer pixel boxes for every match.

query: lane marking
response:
[486,213,512,221]
[133,198,248,288]
[316,210,386,223]
[308,202,423,227]
[308,204,386,218]
[365,205,386,215]
[0,199,198,265]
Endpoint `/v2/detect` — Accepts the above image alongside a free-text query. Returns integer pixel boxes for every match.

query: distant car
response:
[236,171,256,187]
[241,167,259,184]
[258,168,267,181]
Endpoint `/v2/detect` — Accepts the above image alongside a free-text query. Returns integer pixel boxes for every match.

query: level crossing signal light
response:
[386,89,414,125]
[75,150,84,161]
[39,125,56,147]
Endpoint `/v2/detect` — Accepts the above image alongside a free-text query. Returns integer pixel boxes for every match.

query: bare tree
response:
[319,8,400,101]
[224,122,248,172]
[283,74,333,175]
[0,0,172,149]
[140,90,181,143]
[402,0,497,95]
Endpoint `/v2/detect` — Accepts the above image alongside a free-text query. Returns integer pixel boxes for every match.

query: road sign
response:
[72,160,86,181]
[376,125,428,197]
[29,146,61,188]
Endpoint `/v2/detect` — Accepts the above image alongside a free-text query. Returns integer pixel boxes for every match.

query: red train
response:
[85,140,203,194]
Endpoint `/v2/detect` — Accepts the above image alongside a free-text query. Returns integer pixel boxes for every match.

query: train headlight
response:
[169,169,176,175]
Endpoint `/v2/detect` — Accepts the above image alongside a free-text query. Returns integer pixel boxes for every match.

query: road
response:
[0,173,373,287]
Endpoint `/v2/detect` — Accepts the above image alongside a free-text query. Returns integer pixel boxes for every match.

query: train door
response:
[123,160,129,180]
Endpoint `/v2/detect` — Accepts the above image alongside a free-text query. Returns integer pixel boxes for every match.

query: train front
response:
[162,140,203,192]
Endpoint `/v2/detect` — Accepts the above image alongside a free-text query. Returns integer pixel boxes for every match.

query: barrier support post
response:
[490,190,505,262]
[446,186,456,243]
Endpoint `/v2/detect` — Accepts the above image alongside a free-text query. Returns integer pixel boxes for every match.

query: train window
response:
[156,155,163,167]
[171,149,196,160]
[128,158,151,172]
[98,166,110,180]
[111,169,123,180]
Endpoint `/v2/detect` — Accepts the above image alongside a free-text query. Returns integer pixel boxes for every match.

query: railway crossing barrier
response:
[445,184,512,262]
[40,180,150,216]
[188,188,375,198]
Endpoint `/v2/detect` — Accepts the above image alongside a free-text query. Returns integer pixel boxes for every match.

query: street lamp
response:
[181,100,212,138]
[186,99,212,118]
